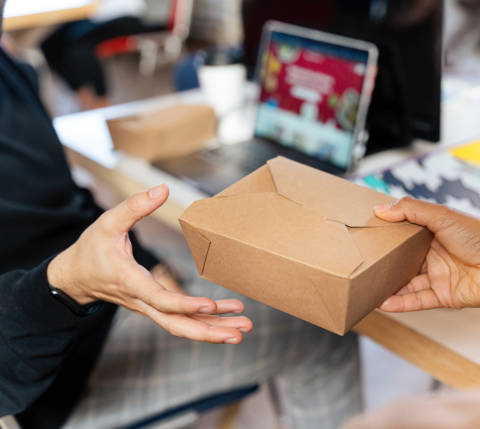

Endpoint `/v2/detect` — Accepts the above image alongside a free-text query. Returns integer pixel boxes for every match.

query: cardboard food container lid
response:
[106,104,216,161]
[109,105,214,131]
[179,157,432,334]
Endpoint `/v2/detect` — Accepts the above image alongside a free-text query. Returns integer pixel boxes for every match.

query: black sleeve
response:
[0,237,159,417]
[0,235,159,417]
[0,47,161,422]
[0,259,103,416]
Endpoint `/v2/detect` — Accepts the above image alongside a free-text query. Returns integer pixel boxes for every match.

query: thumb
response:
[373,196,448,232]
[102,185,169,233]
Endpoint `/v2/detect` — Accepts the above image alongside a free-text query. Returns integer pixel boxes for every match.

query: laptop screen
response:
[255,30,371,170]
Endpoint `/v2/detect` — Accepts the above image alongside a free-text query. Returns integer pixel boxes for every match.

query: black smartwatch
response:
[48,284,100,317]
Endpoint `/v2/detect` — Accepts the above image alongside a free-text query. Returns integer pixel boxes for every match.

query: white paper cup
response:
[198,63,247,116]
[196,47,247,117]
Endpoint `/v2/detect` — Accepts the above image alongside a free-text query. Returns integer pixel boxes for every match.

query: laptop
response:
[156,21,378,196]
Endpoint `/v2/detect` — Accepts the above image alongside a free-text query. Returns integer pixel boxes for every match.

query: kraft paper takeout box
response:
[107,104,216,161]
[180,157,432,335]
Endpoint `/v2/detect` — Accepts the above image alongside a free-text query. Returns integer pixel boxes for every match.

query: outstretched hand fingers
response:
[191,314,253,332]
[112,270,249,342]
[121,265,218,314]
[141,266,245,314]
[87,185,254,344]
[118,265,252,343]
[214,299,245,314]
[140,305,246,344]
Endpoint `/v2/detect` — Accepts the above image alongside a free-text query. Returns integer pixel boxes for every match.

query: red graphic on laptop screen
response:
[260,41,365,132]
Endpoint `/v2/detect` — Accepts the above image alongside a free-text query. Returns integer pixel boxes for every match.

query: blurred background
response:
[6,0,479,118]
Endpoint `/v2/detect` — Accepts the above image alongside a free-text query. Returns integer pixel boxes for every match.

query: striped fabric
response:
[64,253,362,429]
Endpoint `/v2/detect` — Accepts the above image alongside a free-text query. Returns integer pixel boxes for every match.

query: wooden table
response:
[54,81,480,390]
[3,0,99,32]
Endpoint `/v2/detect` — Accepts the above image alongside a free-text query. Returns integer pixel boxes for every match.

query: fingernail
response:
[381,297,392,306]
[199,305,215,314]
[239,327,249,333]
[224,337,240,344]
[379,298,392,309]
[374,202,393,212]
[148,185,165,199]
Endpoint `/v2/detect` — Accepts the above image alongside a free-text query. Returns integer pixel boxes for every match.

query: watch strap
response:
[48,284,100,317]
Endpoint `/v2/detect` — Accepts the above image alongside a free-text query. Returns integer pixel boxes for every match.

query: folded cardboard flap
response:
[217,164,276,197]
[107,104,216,161]
[266,157,395,227]
[180,221,211,275]
[180,156,433,334]
[183,193,364,277]
[218,157,395,226]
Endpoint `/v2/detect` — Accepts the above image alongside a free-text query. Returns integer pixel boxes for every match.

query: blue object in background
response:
[172,54,200,91]
[266,97,279,107]
[362,175,391,194]
[172,46,244,92]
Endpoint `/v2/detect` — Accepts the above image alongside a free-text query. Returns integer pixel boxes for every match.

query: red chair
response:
[95,0,194,75]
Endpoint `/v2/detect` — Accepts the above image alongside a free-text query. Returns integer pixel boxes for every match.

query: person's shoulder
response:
[0,47,40,95]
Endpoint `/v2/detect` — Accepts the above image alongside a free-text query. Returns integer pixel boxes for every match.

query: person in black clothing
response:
[40,17,168,110]
[0,3,251,427]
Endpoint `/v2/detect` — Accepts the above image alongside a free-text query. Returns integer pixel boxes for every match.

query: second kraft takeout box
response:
[179,157,432,335]
[107,104,216,161]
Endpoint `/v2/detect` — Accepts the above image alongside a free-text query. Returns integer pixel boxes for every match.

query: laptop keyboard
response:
[198,140,340,175]
[156,139,343,196]
[199,141,279,172]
